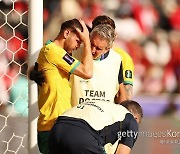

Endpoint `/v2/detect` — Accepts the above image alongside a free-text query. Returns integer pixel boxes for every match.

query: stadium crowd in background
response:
[0,0,180,116]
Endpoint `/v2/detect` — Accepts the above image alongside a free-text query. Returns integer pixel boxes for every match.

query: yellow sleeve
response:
[44,44,80,74]
[114,47,134,85]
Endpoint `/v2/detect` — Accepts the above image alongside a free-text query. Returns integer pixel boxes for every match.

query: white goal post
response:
[28,0,43,153]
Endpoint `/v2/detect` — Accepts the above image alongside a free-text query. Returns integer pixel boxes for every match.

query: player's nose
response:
[91,46,96,53]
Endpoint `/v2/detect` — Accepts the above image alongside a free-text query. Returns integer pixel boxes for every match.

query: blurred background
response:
[0,0,180,153]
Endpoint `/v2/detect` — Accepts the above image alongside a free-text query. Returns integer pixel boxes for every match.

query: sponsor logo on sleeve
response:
[63,53,75,65]
[125,70,132,78]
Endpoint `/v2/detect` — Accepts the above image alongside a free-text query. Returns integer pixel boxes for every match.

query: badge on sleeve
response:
[63,53,75,65]
[125,70,132,78]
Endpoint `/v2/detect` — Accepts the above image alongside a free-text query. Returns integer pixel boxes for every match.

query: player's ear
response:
[64,29,71,39]
[105,46,111,53]
[133,113,141,124]
[115,32,118,38]
[106,43,113,51]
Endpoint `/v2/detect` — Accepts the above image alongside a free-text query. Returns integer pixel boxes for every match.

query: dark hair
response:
[60,18,83,32]
[92,15,116,30]
[121,100,143,118]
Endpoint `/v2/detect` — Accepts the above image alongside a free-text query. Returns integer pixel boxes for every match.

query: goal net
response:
[0,0,43,153]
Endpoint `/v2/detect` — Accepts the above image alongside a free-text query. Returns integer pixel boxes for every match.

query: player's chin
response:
[67,50,73,55]
[93,55,99,60]
[92,54,96,59]
[72,48,77,52]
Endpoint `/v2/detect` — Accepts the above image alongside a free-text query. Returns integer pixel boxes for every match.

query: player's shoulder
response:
[113,47,132,60]
[113,47,134,68]
[105,103,132,120]
[41,41,56,54]
[123,113,138,130]
[110,48,122,61]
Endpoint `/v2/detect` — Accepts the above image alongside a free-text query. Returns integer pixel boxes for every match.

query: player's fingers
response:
[79,19,86,28]
[79,19,89,33]
[75,27,81,35]
[75,27,85,42]
[75,19,89,42]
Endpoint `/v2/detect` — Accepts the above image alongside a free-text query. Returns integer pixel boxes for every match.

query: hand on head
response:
[75,19,90,43]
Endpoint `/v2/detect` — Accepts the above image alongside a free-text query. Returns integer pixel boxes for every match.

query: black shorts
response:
[48,116,105,154]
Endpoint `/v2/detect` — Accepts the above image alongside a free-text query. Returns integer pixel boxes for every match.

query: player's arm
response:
[114,47,134,100]
[115,144,131,154]
[73,19,93,79]
[124,84,133,100]
[114,63,127,103]
[116,114,139,154]
[122,57,134,100]
[72,39,92,79]
[115,83,127,103]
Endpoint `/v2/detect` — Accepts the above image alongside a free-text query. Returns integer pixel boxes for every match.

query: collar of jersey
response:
[94,51,110,61]
[100,51,110,61]
[45,40,52,45]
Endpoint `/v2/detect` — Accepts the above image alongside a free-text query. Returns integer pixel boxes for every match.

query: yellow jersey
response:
[37,40,80,131]
[113,47,134,85]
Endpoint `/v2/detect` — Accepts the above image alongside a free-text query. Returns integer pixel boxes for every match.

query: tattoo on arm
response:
[124,85,133,100]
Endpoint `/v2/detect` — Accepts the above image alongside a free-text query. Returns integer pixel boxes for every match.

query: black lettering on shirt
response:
[84,90,105,97]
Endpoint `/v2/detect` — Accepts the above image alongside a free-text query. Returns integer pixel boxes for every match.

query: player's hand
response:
[86,24,92,32]
[29,62,45,86]
[75,19,90,43]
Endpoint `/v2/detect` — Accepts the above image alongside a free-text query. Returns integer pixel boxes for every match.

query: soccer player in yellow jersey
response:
[36,19,93,154]
[92,15,134,100]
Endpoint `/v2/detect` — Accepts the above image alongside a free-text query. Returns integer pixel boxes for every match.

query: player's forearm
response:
[81,41,93,77]
[75,19,93,78]
[124,84,133,100]
[114,83,128,104]
[115,93,127,104]
[115,144,131,154]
